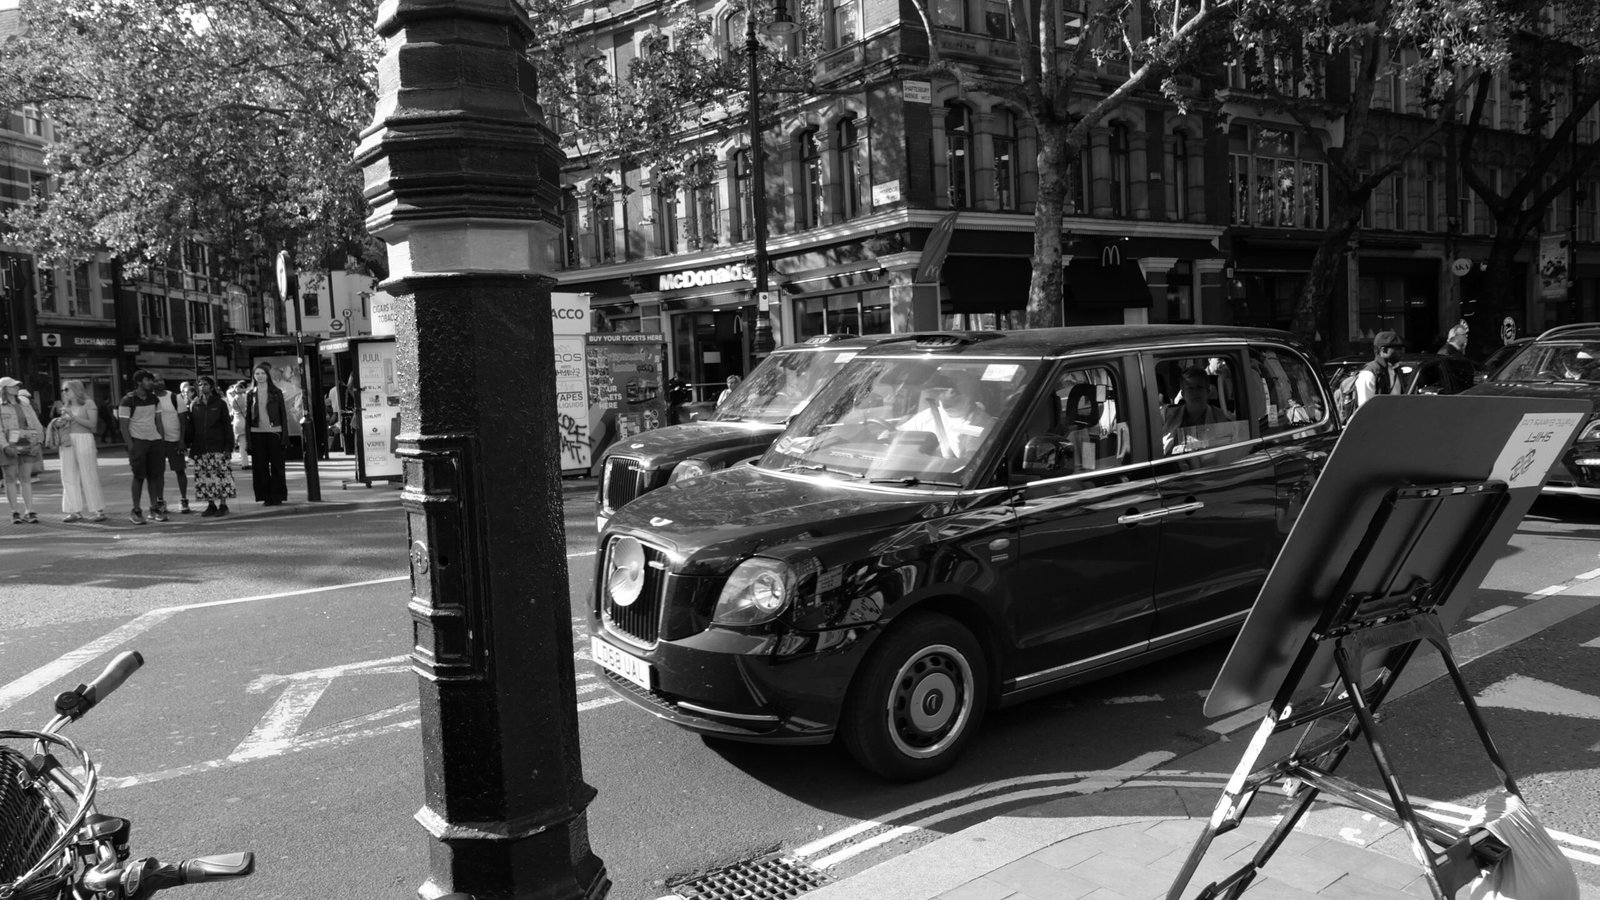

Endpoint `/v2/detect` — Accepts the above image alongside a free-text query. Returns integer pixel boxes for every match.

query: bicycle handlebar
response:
[116,853,255,899]
[55,650,144,722]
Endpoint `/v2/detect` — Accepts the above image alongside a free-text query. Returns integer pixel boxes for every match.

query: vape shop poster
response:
[584,333,667,474]
[552,294,592,474]
[356,339,403,478]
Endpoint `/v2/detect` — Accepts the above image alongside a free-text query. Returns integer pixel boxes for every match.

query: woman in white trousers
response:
[55,380,106,522]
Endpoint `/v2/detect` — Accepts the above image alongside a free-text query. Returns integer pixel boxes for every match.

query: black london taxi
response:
[589,326,1337,780]
[595,333,912,530]
[1466,323,1600,496]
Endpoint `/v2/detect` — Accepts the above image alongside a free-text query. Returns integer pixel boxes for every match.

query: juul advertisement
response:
[552,293,591,474]
[356,339,403,478]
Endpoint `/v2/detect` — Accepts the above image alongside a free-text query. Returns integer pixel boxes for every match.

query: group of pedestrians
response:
[0,360,293,525]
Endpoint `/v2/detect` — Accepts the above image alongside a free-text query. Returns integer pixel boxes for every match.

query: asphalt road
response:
[1,479,1598,899]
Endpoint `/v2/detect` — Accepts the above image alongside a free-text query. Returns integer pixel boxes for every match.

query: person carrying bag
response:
[0,376,43,523]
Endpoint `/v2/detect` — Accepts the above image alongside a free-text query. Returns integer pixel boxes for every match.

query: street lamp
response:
[748,0,796,356]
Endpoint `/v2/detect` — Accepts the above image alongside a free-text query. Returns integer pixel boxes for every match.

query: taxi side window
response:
[1153,354,1252,457]
[1249,346,1326,436]
[1014,365,1130,477]
[1410,361,1448,395]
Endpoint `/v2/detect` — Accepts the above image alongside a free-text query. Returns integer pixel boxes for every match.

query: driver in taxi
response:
[1162,366,1234,455]
[897,370,994,459]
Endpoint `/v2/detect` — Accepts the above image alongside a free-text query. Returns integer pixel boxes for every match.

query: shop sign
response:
[552,292,591,336]
[41,333,61,348]
[658,263,752,291]
[75,337,118,348]
[872,180,901,206]
[903,81,931,104]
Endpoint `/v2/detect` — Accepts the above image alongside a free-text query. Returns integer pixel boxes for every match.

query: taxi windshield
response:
[712,347,860,425]
[1492,340,1600,384]
[761,357,1037,486]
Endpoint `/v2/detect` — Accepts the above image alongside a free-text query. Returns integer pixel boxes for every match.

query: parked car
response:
[1322,352,1484,398]
[595,333,914,530]
[589,326,1338,779]
[1466,323,1600,496]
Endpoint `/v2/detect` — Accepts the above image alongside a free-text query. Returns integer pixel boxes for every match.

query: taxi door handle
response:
[1163,500,1205,516]
[1117,508,1165,525]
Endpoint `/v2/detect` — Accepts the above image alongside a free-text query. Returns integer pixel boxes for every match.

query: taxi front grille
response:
[601,539,668,645]
[601,456,649,513]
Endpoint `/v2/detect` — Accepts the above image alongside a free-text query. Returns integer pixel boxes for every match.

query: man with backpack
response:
[1351,331,1405,413]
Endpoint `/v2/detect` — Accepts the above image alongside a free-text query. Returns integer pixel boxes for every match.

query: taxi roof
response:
[852,324,1305,360]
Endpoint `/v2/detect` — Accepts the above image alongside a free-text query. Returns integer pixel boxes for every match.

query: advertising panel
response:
[585,333,667,474]
[356,339,403,479]
[1539,232,1571,301]
[552,294,591,473]
[253,355,307,440]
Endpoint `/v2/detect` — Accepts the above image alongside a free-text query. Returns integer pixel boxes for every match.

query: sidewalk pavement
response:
[13,445,596,527]
[810,733,1599,900]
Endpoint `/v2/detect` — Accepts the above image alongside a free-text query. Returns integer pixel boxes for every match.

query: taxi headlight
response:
[605,537,648,608]
[712,558,794,626]
[1580,418,1600,442]
[669,459,718,484]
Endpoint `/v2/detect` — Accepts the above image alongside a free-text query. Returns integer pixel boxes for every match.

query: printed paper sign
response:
[1489,412,1586,489]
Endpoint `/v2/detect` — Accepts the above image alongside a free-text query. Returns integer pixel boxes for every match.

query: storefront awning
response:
[942,256,1032,313]
[1065,258,1151,309]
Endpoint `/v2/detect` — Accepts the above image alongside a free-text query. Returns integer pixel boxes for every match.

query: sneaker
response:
[181,499,192,514]
[24,512,38,524]
[129,509,146,525]
[10,512,19,525]
[150,509,168,522]
[63,513,82,523]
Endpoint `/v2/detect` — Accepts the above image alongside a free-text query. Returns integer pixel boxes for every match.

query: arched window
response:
[1109,123,1130,217]
[946,102,973,209]
[799,128,824,228]
[1171,131,1189,221]
[837,116,864,219]
[733,150,754,242]
[992,109,1017,211]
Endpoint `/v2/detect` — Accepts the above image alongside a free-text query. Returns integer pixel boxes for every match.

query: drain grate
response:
[668,853,830,900]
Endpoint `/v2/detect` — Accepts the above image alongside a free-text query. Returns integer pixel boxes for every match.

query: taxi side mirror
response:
[1021,435,1075,476]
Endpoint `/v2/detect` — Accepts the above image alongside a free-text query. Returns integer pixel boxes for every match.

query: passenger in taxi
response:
[1162,366,1234,455]
[898,370,994,460]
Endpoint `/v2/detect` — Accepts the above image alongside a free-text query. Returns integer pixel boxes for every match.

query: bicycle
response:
[0,651,254,899]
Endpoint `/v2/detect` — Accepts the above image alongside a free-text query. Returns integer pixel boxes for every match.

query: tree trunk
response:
[1480,229,1528,343]
[1027,120,1070,330]
[1293,206,1361,345]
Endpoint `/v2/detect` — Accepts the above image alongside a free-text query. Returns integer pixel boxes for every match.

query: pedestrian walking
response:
[53,379,106,523]
[0,376,42,524]
[1354,331,1406,410]
[227,381,251,469]
[245,362,289,506]
[1439,320,1471,360]
[153,382,192,515]
[118,370,170,524]
[185,376,236,517]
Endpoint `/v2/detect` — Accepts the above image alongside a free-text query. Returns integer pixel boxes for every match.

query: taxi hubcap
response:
[890,644,972,756]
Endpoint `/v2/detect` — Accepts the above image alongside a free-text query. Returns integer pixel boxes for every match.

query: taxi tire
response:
[840,613,987,781]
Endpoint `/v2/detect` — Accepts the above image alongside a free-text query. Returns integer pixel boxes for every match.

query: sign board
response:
[872,180,902,206]
[40,333,61,348]
[552,293,592,473]
[356,340,403,479]
[585,333,668,475]
[551,292,590,336]
[1451,258,1473,277]
[369,291,399,337]
[903,80,931,104]
[1538,232,1571,301]
[1502,316,1517,344]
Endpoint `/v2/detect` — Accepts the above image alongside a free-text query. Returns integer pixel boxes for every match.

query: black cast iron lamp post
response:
[748,0,796,355]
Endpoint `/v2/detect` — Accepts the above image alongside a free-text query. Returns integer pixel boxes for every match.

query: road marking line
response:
[1578,567,1600,581]
[1105,694,1163,704]
[1467,604,1518,623]
[247,656,410,691]
[1525,584,1568,599]
[1583,637,1600,648]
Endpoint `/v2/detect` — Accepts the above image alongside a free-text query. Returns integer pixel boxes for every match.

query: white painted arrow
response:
[1475,674,1600,726]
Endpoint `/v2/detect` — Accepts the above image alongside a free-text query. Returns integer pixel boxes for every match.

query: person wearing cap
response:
[0,376,43,524]
[897,368,995,460]
[1354,331,1406,410]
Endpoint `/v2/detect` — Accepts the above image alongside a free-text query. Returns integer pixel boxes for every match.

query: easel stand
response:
[1168,481,1523,900]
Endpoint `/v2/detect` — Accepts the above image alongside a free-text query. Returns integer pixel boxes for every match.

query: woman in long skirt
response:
[185,376,237,516]
[55,379,106,522]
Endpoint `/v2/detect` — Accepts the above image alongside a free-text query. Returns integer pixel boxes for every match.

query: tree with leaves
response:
[1456,0,1600,338]
[1222,0,1505,344]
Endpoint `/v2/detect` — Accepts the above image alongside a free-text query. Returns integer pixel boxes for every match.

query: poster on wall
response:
[252,355,307,440]
[552,294,592,474]
[585,333,667,475]
[356,338,403,479]
[1539,232,1571,301]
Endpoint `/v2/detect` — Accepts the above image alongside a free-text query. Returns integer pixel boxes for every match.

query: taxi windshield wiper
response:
[869,476,964,488]
[779,462,862,479]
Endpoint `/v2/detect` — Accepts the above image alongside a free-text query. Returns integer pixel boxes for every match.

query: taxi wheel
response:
[840,613,987,781]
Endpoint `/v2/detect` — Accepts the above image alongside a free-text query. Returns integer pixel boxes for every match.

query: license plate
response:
[591,635,651,691]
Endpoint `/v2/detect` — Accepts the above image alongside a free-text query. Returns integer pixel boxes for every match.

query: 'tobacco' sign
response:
[658,263,753,291]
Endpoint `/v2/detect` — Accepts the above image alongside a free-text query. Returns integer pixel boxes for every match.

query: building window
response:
[733,150,754,242]
[302,290,320,318]
[933,0,966,31]
[837,116,864,219]
[799,128,824,228]
[591,187,616,262]
[1109,123,1130,217]
[1228,124,1326,229]
[71,264,90,317]
[946,102,973,209]
[1171,131,1189,221]
[984,0,1012,38]
[687,158,719,247]
[562,187,581,266]
[1424,159,1440,232]
[830,0,857,47]
[1388,168,1406,230]
[796,289,892,340]
[36,267,57,314]
[656,182,680,254]
[1070,152,1090,215]
[192,301,212,335]
[993,110,1017,211]
[140,293,169,337]
[22,105,42,137]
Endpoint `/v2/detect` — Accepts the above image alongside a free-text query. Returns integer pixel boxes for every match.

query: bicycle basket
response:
[0,744,70,900]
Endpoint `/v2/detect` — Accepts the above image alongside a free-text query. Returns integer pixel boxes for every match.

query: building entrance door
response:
[671,307,751,402]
